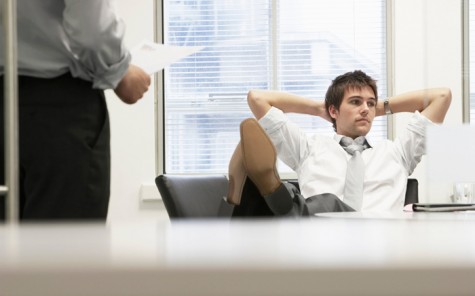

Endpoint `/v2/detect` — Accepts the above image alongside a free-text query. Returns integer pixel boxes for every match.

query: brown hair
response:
[324,70,378,131]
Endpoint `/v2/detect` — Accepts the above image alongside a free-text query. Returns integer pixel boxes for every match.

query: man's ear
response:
[328,105,338,119]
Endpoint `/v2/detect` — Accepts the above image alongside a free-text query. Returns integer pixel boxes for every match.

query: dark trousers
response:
[232,178,354,217]
[0,73,110,221]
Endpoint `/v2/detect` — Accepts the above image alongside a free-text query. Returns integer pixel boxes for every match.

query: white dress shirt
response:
[0,0,130,89]
[259,107,434,211]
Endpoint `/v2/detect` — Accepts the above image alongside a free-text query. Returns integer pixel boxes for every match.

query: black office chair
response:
[404,178,419,205]
[156,175,418,219]
[155,174,234,219]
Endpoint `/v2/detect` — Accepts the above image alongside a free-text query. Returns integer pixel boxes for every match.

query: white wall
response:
[106,0,168,223]
[106,0,464,222]
[392,0,463,202]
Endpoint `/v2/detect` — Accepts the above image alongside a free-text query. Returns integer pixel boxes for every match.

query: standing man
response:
[228,70,451,216]
[0,0,151,220]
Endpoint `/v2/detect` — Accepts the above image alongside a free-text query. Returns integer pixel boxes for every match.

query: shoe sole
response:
[240,118,281,196]
[227,142,246,205]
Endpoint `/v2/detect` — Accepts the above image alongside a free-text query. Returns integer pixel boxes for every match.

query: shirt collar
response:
[333,134,373,149]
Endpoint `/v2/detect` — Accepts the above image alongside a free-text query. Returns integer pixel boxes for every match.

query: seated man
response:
[227,70,452,216]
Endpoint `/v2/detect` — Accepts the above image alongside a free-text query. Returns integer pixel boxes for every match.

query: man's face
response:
[328,86,376,138]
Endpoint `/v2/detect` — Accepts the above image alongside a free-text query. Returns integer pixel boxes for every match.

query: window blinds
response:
[163,0,387,174]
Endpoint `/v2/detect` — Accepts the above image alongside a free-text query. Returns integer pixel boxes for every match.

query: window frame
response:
[154,0,394,176]
[463,0,471,124]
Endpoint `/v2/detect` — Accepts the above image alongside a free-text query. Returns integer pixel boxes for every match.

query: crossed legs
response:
[227,118,295,217]
[227,118,355,217]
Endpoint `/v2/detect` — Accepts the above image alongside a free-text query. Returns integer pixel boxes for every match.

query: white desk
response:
[1,215,475,296]
[316,210,475,220]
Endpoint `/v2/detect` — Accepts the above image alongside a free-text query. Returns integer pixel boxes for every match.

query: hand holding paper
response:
[114,64,151,104]
[131,40,204,75]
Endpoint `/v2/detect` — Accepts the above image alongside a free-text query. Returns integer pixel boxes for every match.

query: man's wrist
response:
[384,98,393,115]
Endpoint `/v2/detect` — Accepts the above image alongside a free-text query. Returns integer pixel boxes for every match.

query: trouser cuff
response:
[263,183,294,215]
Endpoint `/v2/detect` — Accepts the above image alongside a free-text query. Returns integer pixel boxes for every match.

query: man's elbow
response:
[247,90,261,111]
[439,87,452,109]
[430,88,452,123]
[440,87,452,105]
[247,90,261,106]
[247,90,255,103]
[247,90,269,119]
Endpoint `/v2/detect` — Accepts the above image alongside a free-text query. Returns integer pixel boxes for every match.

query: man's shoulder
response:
[366,138,396,152]
[307,133,340,148]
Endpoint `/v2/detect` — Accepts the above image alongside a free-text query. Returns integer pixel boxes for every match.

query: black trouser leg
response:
[232,178,274,217]
[232,179,355,217]
[232,179,303,217]
[0,73,111,221]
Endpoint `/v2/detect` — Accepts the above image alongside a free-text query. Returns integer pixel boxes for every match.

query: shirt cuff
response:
[92,51,131,90]
[258,107,288,135]
[409,110,435,135]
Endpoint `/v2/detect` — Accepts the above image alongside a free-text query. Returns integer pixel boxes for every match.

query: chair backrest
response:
[155,174,234,219]
[285,178,419,206]
[404,178,419,205]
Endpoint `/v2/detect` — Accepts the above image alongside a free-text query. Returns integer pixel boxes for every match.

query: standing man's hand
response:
[114,64,151,104]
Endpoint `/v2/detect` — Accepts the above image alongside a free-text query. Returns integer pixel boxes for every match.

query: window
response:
[162,0,388,174]
[469,0,475,122]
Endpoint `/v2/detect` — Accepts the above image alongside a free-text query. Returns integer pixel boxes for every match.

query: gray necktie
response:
[340,136,367,211]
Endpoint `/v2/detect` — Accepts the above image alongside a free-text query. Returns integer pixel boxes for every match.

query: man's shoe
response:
[226,142,246,205]
[240,118,282,196]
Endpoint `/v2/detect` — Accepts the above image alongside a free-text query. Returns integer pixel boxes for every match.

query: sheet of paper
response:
[131,40,204,75]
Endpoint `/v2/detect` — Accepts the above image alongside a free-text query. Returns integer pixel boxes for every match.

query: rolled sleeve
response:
[259,107,288,134]
[63,0,130,89]
[258,107,309,170]
[395,111,435,174]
